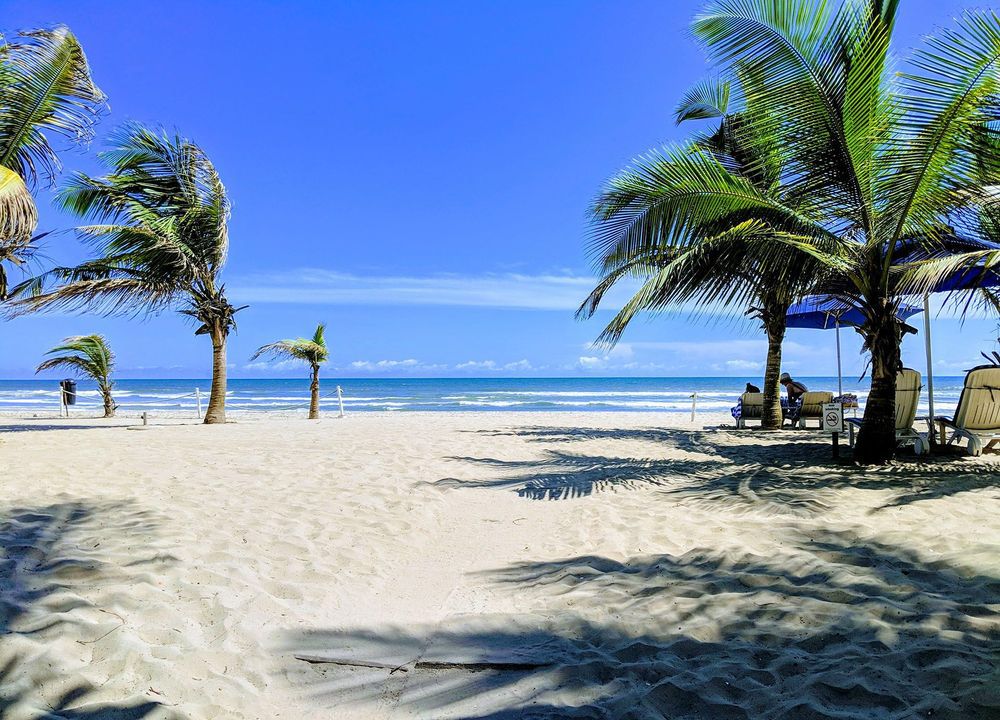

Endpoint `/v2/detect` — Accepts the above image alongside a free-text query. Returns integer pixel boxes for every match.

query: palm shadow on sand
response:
[277,527,1000,719]
[0,500,169,719]
[438,426,1000,509]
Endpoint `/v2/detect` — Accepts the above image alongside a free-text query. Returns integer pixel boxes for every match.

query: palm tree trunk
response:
[761,313,787,430]
[309,365,320,420]
[204,329,227,424]
[854,304,900,464]
[102,384,115,418]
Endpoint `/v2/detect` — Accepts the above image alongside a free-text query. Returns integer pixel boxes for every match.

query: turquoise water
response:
[0,376,966,415]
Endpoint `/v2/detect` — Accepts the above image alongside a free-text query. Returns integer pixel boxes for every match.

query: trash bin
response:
[60,379,77,406]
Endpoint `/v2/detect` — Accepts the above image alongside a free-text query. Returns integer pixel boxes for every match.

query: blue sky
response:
[2,0,997,379]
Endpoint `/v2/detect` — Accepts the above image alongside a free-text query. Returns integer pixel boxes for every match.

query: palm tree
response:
[36,334,116,417]
[581,76,825,429]
[0,27,105,300]
[13,123,243,424]
[250,324,329,419]
[589,0,1000,462]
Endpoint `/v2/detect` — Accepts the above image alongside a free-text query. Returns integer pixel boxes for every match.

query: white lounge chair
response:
[935,365,1000,456]
[847,368,928,455]
[797,392,834,428]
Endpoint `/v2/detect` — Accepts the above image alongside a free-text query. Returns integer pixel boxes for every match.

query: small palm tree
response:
[13,123,243,424]
[0,27,105,299]
[36,334,116,417]
[251,324,329,419]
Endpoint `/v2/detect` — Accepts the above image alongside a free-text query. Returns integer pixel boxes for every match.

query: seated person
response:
[779,372,808,404]
[745,382,761,394]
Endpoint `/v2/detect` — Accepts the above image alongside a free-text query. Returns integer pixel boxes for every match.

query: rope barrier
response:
[52,386,346,416]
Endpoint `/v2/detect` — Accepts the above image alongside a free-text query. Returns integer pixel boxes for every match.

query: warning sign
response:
[822,403,844,433]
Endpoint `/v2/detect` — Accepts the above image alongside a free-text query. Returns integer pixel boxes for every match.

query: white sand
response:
[1,412,999,719]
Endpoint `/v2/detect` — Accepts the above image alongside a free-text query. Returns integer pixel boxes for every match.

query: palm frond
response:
[0,27,106,186]
[675,77,732,123]
[883,10,1000,247]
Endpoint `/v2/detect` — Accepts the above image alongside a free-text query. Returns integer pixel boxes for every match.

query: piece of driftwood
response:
[415,660,551,672]
[294,654,551,673]
[294,654,410,671]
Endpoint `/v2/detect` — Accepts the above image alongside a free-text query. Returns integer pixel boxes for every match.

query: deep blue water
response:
[0,376,966,415]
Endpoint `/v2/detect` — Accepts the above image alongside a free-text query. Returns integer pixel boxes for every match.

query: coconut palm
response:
[12,123,243,424]
[251,324,329,419]
[0,27,105,300]
[581,77,825,430]
[588,0,1000,462]
[36,334,116,417]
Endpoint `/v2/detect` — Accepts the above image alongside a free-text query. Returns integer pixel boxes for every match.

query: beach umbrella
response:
[914,266,1000,421]
[891,236,1000,422]
[785,298,923,397]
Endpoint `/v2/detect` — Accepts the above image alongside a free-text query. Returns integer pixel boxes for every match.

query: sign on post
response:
[822,402,844,433]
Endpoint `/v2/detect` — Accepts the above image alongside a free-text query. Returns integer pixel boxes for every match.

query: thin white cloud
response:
[243,358,303,372]
[350,358,421,370]
[229,268,641,311]
[503,359,533,371]
[455,360,498,371]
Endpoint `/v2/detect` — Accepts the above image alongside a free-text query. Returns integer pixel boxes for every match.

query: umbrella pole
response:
[835,319,843,398]
[923,293,935,439]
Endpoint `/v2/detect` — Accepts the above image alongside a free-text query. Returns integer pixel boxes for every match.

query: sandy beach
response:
[1,412,999,719]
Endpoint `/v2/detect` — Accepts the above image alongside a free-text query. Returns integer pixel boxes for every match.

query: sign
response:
[822,402,844,433]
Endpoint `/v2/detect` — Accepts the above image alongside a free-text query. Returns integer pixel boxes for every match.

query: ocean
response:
[0,376,967,416]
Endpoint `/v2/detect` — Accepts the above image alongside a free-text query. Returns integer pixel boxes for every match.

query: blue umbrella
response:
[915,263,1000,421]
[786,298,923,396]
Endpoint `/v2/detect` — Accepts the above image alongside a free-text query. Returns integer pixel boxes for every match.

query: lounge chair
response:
[732,392,763,429]
[796,391,834,428]
[935,365,1000,456]
[847,368,928,455]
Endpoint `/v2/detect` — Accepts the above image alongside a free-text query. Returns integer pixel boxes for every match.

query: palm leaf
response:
[0,27,106,186]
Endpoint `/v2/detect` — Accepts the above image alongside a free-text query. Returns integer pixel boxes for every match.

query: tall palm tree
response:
[582,77,825,429]
[0,27,105,299]
[589,0,1000,462]
[36,334,116,417]
[13,123,243,424]
[250,324,329,419]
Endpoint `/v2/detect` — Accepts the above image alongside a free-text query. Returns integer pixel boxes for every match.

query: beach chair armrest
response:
[844,417,862,428]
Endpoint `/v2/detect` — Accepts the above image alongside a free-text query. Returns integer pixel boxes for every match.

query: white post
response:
[59,385,66,418]
[195,387,203,419]
[142,411,148,426]
[835,319,843,398]
[690,392,697,422]
[337,385,345,418]
[923,293,936,433]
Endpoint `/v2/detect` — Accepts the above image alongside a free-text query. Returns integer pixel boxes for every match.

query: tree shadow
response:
[276,528,1000,719]
[438,450,686,500]
[439,426,1000,510]
[0,424,121,433]
[0,500,169,719]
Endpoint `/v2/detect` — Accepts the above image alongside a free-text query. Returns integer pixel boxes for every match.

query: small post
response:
[195,387,203,418]
[337,385,345,418]
[59,386,66,418]
[690,392,697,422]
[832,432,840,459]
[142,411,148,426]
